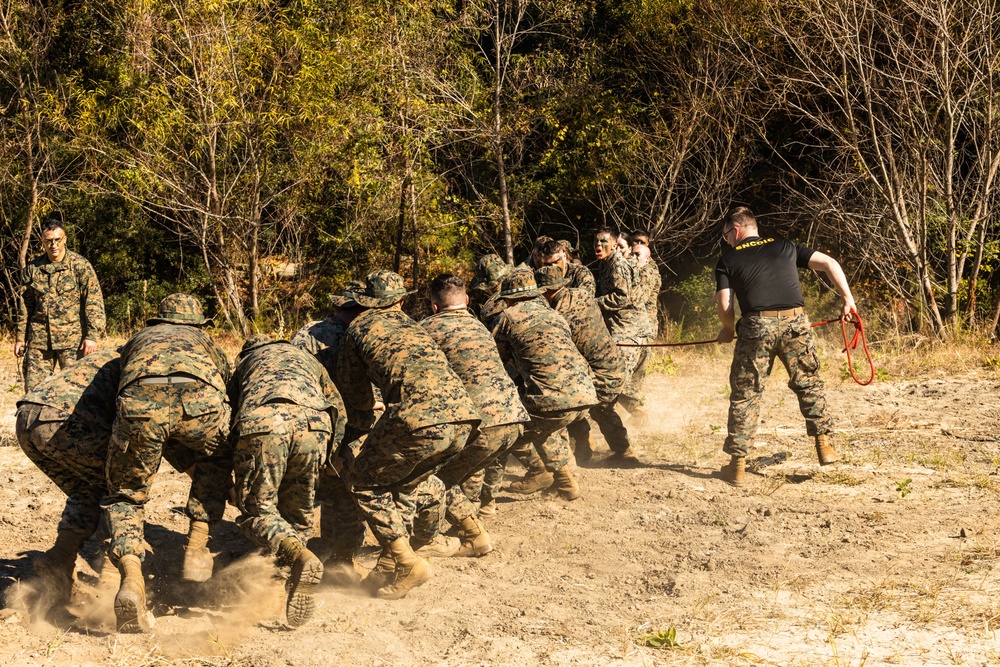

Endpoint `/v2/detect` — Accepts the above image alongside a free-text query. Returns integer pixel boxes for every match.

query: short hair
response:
[538,239,565,261]
[40,219,65,235]
[430,273,467,306]
[723,206,757,230]
[531,235,554,252]
[595,226,618,240]
[631,229,650,242]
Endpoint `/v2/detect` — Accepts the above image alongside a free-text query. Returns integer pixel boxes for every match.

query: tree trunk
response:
[494,13,513,264]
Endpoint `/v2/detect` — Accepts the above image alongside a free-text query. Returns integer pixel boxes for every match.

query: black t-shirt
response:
[715,236,815,313]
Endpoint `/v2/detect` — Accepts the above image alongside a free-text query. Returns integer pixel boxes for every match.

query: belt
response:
[138,376,199,385]
[747,307,804,318]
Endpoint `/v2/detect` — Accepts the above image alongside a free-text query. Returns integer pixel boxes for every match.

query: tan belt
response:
[747,307,804,318]
[138,376,199,385]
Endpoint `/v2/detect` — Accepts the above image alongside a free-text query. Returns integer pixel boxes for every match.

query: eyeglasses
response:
[43,237,66,247]
[721,226,738,243]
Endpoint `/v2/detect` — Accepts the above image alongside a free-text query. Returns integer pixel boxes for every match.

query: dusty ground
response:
[2,332,1000,666]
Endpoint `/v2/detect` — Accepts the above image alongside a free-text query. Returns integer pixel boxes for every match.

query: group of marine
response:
[14,222,666,633]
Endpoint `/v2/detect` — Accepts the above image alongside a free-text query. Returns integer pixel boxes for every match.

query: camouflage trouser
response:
[724,313,833,457]
[233,403,330,552]
[475,458,507,505]
[434,423,522,524]
[103,381,232,563]
[22,348,79,392]
[398,475,446,543]
[16,404,107,535]
[618,342,648,412]
[514,407,589,473]
[347,418,473,547]
[567,399,631,454]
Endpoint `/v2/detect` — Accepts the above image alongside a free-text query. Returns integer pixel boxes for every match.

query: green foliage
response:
[646,353,676,376]
[895,478,913,498]
[637,626,682,649]
[668,266,718,340]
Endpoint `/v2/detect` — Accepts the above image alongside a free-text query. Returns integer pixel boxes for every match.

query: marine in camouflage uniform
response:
[16,221,105,391]
[593,227,648,416]
[492,270,598,500]
[715,207,857,487]
[419,274,529,555]
[102,293,232,632]
[469,254,511,323]
[336,271,480,599]
[534,265,641,465]
[230,335,346,626]
[292,284,372,581]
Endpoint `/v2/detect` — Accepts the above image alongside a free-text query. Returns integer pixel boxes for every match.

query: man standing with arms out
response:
[103,294,233,632]
[593,227,649,423]
[715,206,858,487]
[492,270,597,499]
[336,271,480,599]
[230,335,345,627]
[421,274,529,556]
[15,219,105,391]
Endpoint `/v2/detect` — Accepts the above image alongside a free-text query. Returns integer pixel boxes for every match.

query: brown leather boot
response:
[815,434,840,465]
[376,538,431,600]
[508,458,554,494]
[181,520,213,582]
[361,546,396,592]
[34,527,88,607]
[719,455,746,488]
[411,535,461,558]
[456,516,493,557]
[277,538,323,628]
[574,432,595,464]
[478,499,497,517]
[114,555,153,633]
[552,466,581,501]
[609,447,644,468]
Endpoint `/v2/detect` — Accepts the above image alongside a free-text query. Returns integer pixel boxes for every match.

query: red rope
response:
[617,313,876,386]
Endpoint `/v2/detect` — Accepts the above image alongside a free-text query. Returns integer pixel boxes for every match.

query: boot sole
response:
[286,555,323,627]
[376,559,432,600]
[457,542,493,557]
[115,590,152,633]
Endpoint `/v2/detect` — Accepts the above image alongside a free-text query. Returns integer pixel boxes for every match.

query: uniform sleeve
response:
[491,314,512,364]
[335,335,376,431]
[208,340,232,383]
[645,267,661,313]
[576,265,596,296]
[595,260,634,312]
[16,267,32,343]
[715,258,730,291]
[78,258,106,339]
[794,242,816,268]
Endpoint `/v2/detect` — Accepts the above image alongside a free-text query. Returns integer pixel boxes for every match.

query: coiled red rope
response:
[617,313,876,386]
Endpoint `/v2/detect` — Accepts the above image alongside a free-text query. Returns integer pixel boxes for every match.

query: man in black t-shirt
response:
[714,207,859,487]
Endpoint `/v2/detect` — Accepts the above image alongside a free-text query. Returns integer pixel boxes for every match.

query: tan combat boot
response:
[456,515,493,557]
[478,499,498,518]
[552,466,581,501]
[34,526,88,607]
[277,537,323,627]
[508,460,554,494]
[719,455,746,488]
[361,546,396,592]
[815,434,840,465]
[114,555,153,633]
[411,534,462,558]
[609,446,644,468]
[323,547,367,587]
[376,537,431,600]
[181,520,214,582]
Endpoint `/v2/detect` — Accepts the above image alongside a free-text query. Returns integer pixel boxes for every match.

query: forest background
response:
[1,0,998,341]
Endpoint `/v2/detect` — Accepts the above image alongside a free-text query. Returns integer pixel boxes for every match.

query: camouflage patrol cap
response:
[471,254,510,293]
[498,268,542,299]
[534,264,568,290]
[331,280,364,308]
[239,334,273,357]
[353,270,415,308]
[148,293,210,326]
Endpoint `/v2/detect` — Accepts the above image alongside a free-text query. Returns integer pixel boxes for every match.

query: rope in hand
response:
[617,313,876,386]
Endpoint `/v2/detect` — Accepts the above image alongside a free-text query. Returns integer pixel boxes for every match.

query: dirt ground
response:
[2,333,1000,667]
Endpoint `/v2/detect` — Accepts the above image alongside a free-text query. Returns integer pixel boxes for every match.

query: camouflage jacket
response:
[565,262,596,296]
[492,296,598,413]
[18,250,106,349]
[290,317,346,356]
[550,287,626,404]
[638,261,661,337]
[118,323,231,393]
[17,348,120,435]
[478,293,507,331]
[419,309,529,428]
[595,251,647,342]
[230,341,346,446]
[337,306,480,432]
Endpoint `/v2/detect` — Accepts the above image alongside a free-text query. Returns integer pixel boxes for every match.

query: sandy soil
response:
[2,334,1000,667]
